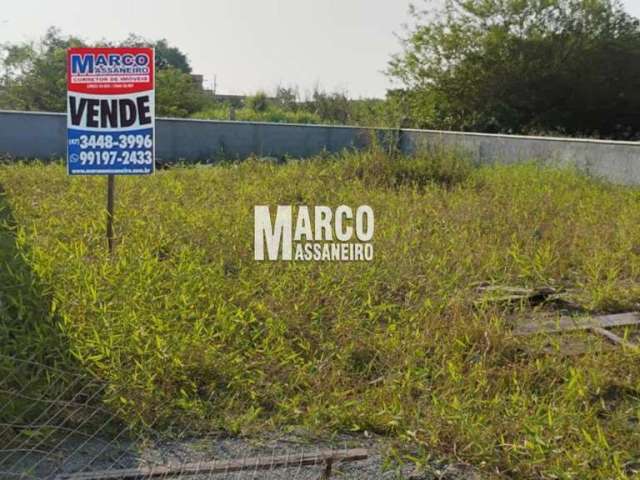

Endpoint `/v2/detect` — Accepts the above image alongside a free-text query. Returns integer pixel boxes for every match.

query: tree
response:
[273,86,299,110]
[307,88,351,124]
[0,27,84,112]
[246,91,269,112]
[0,28,202,116]
[119,35,192,74]
[389,0,640,139]
[156,67,205,117]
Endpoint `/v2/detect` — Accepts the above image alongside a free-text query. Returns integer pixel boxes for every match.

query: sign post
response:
[66,47,155,254]
[106,174,115,254]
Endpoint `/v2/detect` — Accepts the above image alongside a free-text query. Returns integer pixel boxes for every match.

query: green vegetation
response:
[156,67,208,118]
[190,90,389,125]
[192,90,324,124]
[389,0,640,138]
[0,28,199,115]
[0,29,391,125]
[2,151,640,478]
[7,0,640,138]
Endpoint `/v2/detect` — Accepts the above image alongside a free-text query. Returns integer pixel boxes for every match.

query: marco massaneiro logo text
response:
[254,205,374,261]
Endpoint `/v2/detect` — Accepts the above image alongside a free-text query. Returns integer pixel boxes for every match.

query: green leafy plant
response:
[2,152,640,478]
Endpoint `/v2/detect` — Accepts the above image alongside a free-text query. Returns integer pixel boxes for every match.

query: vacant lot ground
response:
[2,150,640,479]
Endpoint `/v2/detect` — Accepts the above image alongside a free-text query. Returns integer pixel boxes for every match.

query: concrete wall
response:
[0,111,68,159]
[2,110,640,184]
[156,117,376,160]
[400,129,640,185]
[0,110,378,162]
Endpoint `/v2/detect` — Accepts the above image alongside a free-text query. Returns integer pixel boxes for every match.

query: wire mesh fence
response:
[0,354,368,479]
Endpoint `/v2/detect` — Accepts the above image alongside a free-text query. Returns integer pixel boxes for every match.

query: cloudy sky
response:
[2,0,639,98]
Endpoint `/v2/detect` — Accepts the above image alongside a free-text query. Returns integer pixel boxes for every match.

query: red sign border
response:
[67,47,155,95]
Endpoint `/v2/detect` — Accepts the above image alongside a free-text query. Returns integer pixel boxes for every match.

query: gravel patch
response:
[3,431,438,479]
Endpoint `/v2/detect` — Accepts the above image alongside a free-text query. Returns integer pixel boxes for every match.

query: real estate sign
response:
[67,47,155,175]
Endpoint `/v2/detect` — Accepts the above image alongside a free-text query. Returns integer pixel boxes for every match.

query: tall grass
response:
[2,150,640,478]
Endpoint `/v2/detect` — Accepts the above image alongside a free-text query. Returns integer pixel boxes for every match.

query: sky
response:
[1,0,640,99]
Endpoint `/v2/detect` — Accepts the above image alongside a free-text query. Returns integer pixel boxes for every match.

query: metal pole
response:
[107,174,115,254]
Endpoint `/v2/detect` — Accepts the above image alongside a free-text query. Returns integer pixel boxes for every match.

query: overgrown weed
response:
[1,151,640,478]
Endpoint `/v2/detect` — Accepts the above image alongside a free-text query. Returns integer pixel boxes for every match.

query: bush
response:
[192,103,323,124]
[340,146,473,188]
[156,68,206,117]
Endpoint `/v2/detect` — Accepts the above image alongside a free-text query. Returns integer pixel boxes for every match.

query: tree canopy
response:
[389,0,640,139]
[0,27,203,115]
